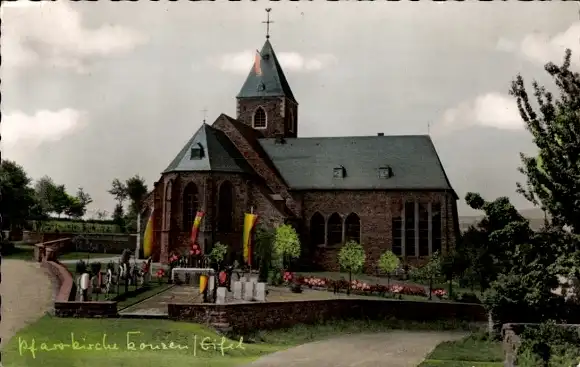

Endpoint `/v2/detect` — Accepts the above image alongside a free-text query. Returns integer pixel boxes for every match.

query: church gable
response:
[163,123,249,174]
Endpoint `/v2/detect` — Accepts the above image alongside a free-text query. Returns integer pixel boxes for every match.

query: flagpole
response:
[249,206,254,277]
[136,211,141,260]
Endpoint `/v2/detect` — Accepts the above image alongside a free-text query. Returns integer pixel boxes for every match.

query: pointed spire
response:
[236,39,296,102]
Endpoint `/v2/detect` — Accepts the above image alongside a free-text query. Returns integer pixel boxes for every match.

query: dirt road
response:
[0,260,53,348]
[245,331,468,367]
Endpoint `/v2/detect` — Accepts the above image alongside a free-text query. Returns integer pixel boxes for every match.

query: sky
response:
[1,0,578,217]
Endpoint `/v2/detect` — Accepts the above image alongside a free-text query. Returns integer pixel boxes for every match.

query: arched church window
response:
[288,109,294,133]
[253,107,267,129]
[327,213,343,246]
[164,180,173,230]
[310,212,325,246]
[182,183,199,231]
[217,181,234,232]
[344,213,361,243]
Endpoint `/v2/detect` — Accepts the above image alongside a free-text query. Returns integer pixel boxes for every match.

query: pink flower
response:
[195,250,201,255]
[189,250,195,255]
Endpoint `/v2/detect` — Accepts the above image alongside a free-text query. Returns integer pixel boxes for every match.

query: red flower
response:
[155,269,166,278]
[283,271,294,282]
[219,271,227,285]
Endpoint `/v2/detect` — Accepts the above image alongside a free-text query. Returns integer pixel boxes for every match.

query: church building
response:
[141,27,459,271]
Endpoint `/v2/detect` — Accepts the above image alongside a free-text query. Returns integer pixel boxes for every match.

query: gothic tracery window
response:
[327,213,343,246]
[217,181,234,232]
[253,107,267,129]
[182,183,199,231]
[344,213,361,243]
[164,180,173,230]
[310,212,325,246]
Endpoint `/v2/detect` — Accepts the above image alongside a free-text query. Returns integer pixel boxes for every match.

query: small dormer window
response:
[333,166,345,179]
[190,143,204,160]
[379,166,393,179]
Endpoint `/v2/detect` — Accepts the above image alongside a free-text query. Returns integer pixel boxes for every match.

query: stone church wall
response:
[154,170,288,263]
[301,190,458,272]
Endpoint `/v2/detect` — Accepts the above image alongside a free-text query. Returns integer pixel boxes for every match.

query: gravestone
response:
[233,281,243,300]
[243,281,254,301]
[208,275,215,292]
[255,282,266,302]
[216,287,227,304]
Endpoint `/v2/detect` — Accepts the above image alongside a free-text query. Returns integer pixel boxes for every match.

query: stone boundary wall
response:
[36,237,120,318]
[169,299,487,333]
[54,302,118,318]
[501,322,580,367]
[41,260,77,302]
[34,238,72,262]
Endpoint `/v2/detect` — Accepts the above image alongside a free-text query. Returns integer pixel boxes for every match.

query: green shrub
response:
[517,321,580,366]
[453,291,481,304]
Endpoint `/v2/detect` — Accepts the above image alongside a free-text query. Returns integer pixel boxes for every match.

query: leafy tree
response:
[125,175,148,215]
[209,242,229,302]
[460,193,533,292]
[411,251,443,300]
[50,185,71,218]
[209,242,228,267]
[112,203,125,231]
[65,197,85,219]
[513,49,580,234]
[34,175,58,215]
[377,250,400,287]
[338,241,366,295]
[108,178,128,206]
[273,224,301,270]
[0,160,38,230]
[64,187,92,219]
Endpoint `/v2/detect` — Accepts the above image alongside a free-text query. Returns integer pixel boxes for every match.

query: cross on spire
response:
[201,108,208,123]
[262,8,274,39]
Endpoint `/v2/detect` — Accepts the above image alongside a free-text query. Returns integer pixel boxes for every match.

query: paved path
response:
[244,331,468,367]
[0,260,54,349]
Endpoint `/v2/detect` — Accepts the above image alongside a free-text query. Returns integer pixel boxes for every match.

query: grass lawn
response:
[418,333,504,367]
[3,316,479,367]
[116,283,173,310]
[2,243,36,260]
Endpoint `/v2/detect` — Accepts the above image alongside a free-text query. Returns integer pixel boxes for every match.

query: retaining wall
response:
[169,298,488,333]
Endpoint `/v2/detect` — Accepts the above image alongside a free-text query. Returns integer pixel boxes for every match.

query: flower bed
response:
[297,275,448,299]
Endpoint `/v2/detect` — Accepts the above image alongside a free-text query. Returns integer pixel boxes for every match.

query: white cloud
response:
[435,93,522,134]
[497,22,580,67]
[1,109,86,150]
[1,2,147,74]
[213,50,338,74]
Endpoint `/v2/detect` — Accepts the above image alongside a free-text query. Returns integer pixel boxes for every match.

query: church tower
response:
[236,9,298,139]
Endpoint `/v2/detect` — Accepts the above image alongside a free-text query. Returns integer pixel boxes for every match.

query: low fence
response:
[35,238,72,262]
[168,298,488,333]
[31,232,135,254]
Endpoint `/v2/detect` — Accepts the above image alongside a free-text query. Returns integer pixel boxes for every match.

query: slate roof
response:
[163,123,250,174]
[258,135,455,193]
[236,39,297,103]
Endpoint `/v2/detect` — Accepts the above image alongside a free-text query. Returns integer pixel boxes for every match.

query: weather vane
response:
[263,8,274,39]
[201,108,208,123]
